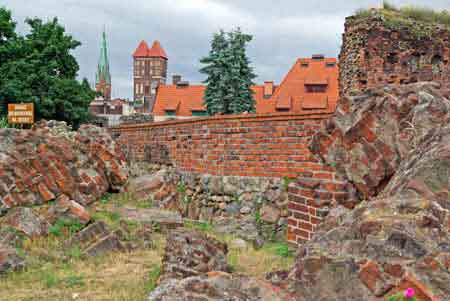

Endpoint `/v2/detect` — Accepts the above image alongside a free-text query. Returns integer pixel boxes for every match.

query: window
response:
[165,110,176,116]
[301,63,309,68]
[276,108,290,112]
[192,110,208,117]
[326,62,336,68]
[305,85,327,93]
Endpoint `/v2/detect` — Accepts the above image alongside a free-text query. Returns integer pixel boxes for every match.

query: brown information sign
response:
[8,103,34,124]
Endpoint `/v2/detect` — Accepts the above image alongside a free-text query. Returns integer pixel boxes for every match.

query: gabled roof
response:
[133,40,150,57]
[133,40,168,59]
[152,57,339,117]
[148,41,168,59]
[260,57,339,114]
[153,85,207,116]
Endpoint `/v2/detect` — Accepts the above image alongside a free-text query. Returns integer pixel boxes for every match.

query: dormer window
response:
[305,85,327,93]
[326,62,336,68]
[301,63,309,68]
[165,110,176,116]
[192,110,208,117]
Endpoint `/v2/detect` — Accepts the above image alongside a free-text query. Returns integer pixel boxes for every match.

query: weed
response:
[176,181,187,194]
[184,220,213,232]
[65,245,83,260]
[145,265,161,292]
[274,243,292,258]
[92,211,121,228]
[41,271,60,288]
[254,209,262,225]
[182,195,192,204]
[263,242,294,258]
[64,274,85,288]
[355,2,450,28]
[282,176,292,192]
[136,197,153,209]
[48,218,84,237]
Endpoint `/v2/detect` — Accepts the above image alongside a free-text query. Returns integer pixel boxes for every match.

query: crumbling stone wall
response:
[339,12,450,97]
[127,163,291,244]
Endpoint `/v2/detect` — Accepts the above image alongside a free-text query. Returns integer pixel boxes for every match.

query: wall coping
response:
[110,111,333,132]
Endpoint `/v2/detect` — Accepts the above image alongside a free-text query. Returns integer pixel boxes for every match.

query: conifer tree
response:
[200,30,228,115]
[200,28,256,115]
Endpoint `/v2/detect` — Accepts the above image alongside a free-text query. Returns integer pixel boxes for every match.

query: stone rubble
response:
[65,221,129,257]
[150,230,300,301]
[0,120,129,213]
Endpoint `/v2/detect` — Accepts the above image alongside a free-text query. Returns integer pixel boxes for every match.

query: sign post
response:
[8,103,34,124]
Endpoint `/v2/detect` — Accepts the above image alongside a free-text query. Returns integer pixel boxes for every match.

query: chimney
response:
[172,75,182,85]
[312,54,325,60]
[264,81,274,98]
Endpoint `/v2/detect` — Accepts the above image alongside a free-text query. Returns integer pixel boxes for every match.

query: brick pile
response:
[0,121,128,213]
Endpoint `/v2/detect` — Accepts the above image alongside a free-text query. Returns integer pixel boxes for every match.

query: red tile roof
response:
[133,40,150,57]
[133,40,168,59]
[154,85,207,116]
[148,41,168,59]
[152,57,339,117]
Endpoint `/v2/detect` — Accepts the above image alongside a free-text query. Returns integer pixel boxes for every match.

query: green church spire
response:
[96,28,111,85]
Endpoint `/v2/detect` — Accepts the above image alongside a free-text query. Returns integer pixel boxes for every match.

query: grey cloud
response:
[2,0,449,99]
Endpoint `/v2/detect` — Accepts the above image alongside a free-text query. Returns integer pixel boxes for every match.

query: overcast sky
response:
[2,0,449,99]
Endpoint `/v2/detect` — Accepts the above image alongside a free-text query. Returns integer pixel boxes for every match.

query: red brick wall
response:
[111,112,346,245]
[287,171,351,244]
[111,112,332,178]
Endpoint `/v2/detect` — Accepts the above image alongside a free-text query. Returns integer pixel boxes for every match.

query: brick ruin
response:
[339,12,449,97]
[287,11,450,245]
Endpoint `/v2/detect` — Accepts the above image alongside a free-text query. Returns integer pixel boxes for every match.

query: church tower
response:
[95,30,112,100]
[133,40,168,112]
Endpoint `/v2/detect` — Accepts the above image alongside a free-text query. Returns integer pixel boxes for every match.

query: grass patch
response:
[354,1,450,37]
[48,218,84,237]
[91,210,122,229]
[145,264,161,292]
[184,220,214,233]
[65,245,83,260]
[1,233,166,301]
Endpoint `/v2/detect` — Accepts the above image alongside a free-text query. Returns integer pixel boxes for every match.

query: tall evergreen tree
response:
[200,30,228,115]
[200,28,256,115]
[227,29,256,114]
[0,7,95,127]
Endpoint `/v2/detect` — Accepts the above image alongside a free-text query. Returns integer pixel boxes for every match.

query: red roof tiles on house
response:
[152,57,339,117]
[133,40,168,59]
[153,85,207,116]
